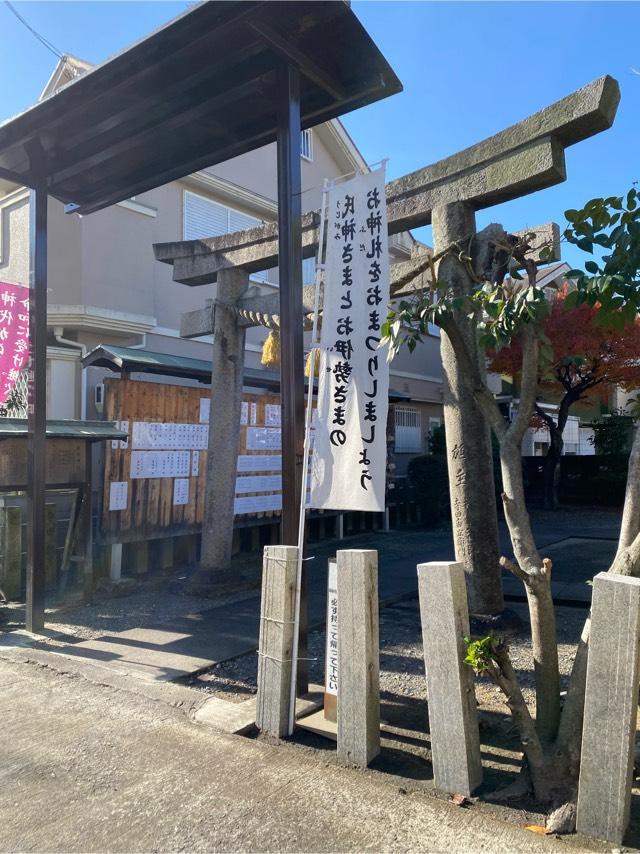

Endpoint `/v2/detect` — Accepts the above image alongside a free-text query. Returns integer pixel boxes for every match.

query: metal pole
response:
[288,179,330,735]
[26,182,47,633]
[276,65,307,692]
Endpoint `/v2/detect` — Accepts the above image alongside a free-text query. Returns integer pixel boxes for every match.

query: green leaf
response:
[563,290,579,308]
[577,238,594,253]
[585,260,599,274]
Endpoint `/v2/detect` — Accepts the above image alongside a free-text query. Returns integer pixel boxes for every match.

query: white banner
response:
[309,166,390,512]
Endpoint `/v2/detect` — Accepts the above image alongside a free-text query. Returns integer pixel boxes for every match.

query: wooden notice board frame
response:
[101,377,283,544]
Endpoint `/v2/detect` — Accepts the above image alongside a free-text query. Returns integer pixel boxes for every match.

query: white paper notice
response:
[250,402,258,425]
[246,427,281,450]
[234,493,282,515]
[130,450,191,479]
[173,478,189,506]
[191,451,200,477]
[237,454,282,472]
[240,401,249,425]
[235,475,282,494]
[109,481,128,511]
[265,404,281,427]
[199,398,210,424]
[132,422,209,450]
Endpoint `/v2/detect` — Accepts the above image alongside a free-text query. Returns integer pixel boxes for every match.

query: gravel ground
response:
[188,598,587,712]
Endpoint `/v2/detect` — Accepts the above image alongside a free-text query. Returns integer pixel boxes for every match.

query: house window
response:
[395,405,422,453]
[301,129,313,161]
[183,190,270,283]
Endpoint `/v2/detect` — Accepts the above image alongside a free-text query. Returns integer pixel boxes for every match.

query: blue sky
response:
[0,1,638,266]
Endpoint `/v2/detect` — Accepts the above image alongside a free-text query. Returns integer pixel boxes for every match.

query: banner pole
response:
[287,178,331,736]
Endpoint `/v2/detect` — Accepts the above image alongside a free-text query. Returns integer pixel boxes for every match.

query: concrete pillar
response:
[418,560,482,796]
[160,537,174,571]
[128,540,149,576]
[256,545,298,738]
[200,267,250,579]
[336,549,380,767]
[432,202,503,617]
[577,573,640,845]
[109,543,122,582]
[337,513,344,540]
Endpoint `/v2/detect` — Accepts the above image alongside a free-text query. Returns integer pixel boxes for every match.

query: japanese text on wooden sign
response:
[310,167,390,512]
[0,282,29,406]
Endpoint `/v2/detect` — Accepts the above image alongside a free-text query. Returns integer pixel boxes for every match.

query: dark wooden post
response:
[276,64,307,694]
[26,181,48,633]
[82,441,94,600]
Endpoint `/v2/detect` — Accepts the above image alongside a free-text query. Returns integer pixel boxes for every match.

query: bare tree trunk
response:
[432,202,504,617]
[500,437,561,744]
[618,423,640,552]
[543,429,563,510]
[537,396,574,511]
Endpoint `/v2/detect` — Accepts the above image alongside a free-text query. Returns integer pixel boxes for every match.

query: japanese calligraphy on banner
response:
[0,282,29,406]
[310,167,390,512]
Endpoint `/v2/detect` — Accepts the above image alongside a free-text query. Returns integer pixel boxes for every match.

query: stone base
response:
[469,607,523,639]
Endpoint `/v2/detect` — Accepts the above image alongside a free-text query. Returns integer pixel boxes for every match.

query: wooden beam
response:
[250,19,346,101]
[276,63,307,697]
[25,178,48,633]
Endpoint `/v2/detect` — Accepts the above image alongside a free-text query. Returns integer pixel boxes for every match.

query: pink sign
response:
[0,282,29,406]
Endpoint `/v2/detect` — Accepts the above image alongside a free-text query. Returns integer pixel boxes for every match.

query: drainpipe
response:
[53,326,87,420]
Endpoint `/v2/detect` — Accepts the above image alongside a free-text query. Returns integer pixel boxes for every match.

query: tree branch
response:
[617,425,640,554]
[508,325,540,445]
[486,645,549,792]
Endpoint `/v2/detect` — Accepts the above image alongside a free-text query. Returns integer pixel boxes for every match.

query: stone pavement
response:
[0,508,620,684]
[0,654,607,853]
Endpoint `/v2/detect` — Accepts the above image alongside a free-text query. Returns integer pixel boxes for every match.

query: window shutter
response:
[228,209,260,233]
[184,191,229,241]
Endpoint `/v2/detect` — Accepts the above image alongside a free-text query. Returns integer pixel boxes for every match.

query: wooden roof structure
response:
[0,0,401,214]
[0,0,401,633]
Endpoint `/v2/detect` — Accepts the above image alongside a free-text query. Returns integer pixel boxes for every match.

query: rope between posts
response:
[260,615,296,626]
[257,652,318,663]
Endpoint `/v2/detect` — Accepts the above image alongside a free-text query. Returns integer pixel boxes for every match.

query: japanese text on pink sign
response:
[0,282,29,406]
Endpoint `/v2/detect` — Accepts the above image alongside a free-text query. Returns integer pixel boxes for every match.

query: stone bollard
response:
[255,545,298,738]
[418,561,482,796]
[577,573,640,845]
[337,549,380,767]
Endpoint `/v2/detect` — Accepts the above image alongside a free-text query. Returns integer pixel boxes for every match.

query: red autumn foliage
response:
[488,284,640,418]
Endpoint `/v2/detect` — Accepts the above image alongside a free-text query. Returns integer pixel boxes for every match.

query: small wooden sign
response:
[324,558,338,722]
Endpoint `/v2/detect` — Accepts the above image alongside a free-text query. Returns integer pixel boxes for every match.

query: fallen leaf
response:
[524,825,551,835]
[449,793,469,807]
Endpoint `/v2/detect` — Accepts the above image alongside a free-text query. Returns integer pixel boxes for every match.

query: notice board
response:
[101,377,283,543]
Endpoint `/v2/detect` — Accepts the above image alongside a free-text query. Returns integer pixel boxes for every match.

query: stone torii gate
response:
[155,75,619,614]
